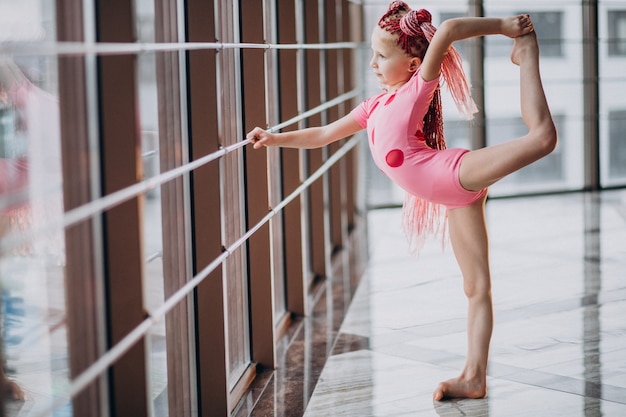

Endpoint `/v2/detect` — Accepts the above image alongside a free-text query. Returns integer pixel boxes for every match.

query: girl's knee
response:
[463,278,491,300]
[530,122,558,157]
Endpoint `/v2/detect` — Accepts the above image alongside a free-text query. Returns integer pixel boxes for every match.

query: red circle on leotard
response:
[385,149,404,167]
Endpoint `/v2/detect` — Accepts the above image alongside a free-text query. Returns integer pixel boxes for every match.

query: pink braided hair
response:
[378,2,477,150]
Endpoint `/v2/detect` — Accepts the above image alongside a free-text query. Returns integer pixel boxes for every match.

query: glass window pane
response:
[608,10,626,56]
[440,12,469,60]
[486,11,564,59]
[134,0,169,414]
[1,2,70,413]
[141,59,173,416]
[608,111,626,177]
[600,2,626,187]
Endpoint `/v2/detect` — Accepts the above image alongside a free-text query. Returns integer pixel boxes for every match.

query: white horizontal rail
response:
[34,134,360,417]
[0,40,361,57]
[0,89,359,255]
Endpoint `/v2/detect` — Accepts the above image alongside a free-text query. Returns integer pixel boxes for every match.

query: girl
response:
[247,1,557,401]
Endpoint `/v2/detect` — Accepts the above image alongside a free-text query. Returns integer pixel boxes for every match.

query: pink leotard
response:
[351,70,487,210]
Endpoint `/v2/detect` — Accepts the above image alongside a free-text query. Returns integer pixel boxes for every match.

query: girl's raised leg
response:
[433,195,491,401]
[458,31,558,192]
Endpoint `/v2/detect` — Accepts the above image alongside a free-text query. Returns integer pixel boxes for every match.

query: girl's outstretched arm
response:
[247,113,363,150]
[420,15,534,81]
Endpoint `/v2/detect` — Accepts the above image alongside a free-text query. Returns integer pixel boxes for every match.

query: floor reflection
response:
[583,192,602,417]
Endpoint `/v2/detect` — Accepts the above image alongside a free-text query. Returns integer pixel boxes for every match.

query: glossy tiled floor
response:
[241,190,626,416]
[308,191,626,416]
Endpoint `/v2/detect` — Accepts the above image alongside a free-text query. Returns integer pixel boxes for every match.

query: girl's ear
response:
[408,57,422,73]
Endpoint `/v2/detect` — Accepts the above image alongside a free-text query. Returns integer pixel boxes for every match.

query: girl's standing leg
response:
[433,194,491,400]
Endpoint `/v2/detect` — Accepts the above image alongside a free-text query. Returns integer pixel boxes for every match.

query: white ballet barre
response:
[0,40,361,57]
[32,133,360,417]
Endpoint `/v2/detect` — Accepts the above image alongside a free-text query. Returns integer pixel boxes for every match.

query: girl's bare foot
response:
[501,14,534,39]
[433,374,486,401]
[510,31,539,66]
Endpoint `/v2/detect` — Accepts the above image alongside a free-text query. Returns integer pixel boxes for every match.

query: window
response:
[608,11,626,56]
[609,110,626,178]
[487,11,563,58]
[487,115,565,194]
[440,12,469,59]
[532,11,563,57]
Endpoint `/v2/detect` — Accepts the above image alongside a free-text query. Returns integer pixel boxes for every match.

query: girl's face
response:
[369,26,420,92]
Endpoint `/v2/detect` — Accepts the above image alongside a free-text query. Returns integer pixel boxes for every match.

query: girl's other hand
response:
[501,14,534,39]
[247,127,274,149]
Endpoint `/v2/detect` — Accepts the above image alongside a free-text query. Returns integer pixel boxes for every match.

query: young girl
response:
[247,1,557,401]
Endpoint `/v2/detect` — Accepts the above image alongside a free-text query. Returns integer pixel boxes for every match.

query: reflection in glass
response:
[135,1,169,415]
[0,1,73,414]
[135,17,170,417]
[0,58,71,415]
[583,193,602,417]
